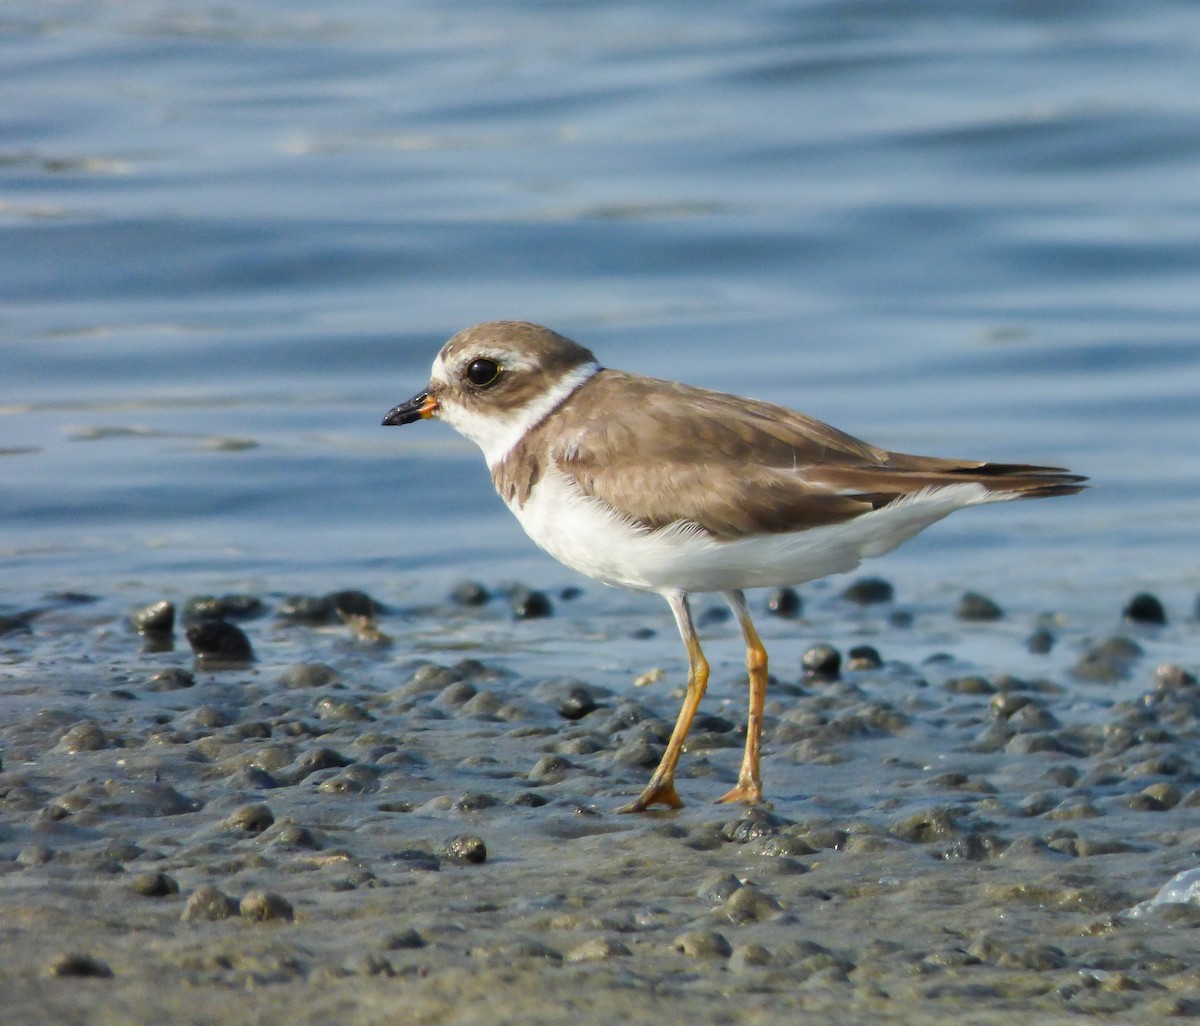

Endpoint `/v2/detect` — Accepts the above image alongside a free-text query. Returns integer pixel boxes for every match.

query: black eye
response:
[465,358,501,387]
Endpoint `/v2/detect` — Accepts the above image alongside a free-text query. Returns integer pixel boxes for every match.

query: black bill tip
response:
[382,390,438,426]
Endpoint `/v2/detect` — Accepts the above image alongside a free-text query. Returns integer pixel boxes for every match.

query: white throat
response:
[441,360,600,468]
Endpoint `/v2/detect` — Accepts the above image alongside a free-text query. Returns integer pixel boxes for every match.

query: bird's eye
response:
[465,358,502,387]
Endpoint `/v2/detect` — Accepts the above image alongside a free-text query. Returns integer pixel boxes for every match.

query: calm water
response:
[3,0,1199,616]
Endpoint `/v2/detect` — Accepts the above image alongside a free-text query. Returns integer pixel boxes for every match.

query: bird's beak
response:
[382,390,439,426]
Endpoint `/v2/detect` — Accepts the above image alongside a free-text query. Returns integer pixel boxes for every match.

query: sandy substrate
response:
[1,581,1199,1025]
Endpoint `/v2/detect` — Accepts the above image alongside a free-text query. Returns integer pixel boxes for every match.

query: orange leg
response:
[618,591,708,813]
[715,589,767,805]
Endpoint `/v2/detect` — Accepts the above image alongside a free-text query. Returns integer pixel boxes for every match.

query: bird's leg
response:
[618,591,708,813]
[716,589,766,805]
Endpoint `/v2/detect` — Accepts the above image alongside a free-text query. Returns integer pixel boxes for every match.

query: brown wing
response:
[495,370,1085,541]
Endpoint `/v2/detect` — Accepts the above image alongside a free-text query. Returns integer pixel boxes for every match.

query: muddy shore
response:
[2,580,1199,1025]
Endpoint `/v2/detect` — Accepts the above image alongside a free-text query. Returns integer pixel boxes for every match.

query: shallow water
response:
[3,0,1198,616]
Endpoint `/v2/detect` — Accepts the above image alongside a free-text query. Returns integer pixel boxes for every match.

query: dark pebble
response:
[330,589,383,619]
[183,593,266,624]
[442,834,488,864]
[453,792,499,812]
[185,619,254,667]
[955,591,1004,622]
[45,953,113,978]
[888,609,914,628]
[802,644,841,681]
[529,754,575,783]
[129,871,179,898]
[842,577,894,605]
[509,791,550,808]
[1123,592,1167,625]
[277,594,336,624]
[450,580,490,606]
[557,684,598,721]
[891,807,962,843]
[846,645,882,671]
[147,668,195,691]
[509,587,553,619]
[240,890,294,922]
[1026,626,1055,654]
[613,740,663,769]
[129,600,174,636]
[766,587,802,618]
[559,585,584,600]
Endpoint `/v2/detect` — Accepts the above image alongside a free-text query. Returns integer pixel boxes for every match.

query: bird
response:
[383,321,1085,812]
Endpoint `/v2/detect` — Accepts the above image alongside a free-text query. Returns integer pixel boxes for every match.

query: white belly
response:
[504,467,1002,595]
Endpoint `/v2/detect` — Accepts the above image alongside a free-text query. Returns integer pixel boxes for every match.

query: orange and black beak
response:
[382,390,439,426]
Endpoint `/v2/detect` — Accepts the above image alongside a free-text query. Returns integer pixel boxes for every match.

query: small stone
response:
[56,721,107,753]
[130,600,174,636]
[442,835,488,864]
[956,592,1004,621]
[1026,627,1055,654]
[566,937,632,962]
[673,930,732,959]
[529,755,574,784]
[802,644,841,681]
[45,953,112,978]
[129,871,179,897]
[182,885,239,921]
[1123,592,1167,626]
[279,663,338,688]
[846,645,882,671]
[329,590,383,619]
[697,872,743,903]
[842,577,894,605]
[147,668,195,691]
[891,807,962,843]
[185,619,254,667]
[240,889,294,922]
[223,803,275,833]
[382,928,426,950]
[277,594,336,624]
[613,739,662,768]
[450,581,490,606]
[766,587,802,617]
[730,944,774,970]
[1071,636,1143,683]
[556,684,597,720]
[722,885,782,924]
[509,587,552,619]
[183,594,266,624]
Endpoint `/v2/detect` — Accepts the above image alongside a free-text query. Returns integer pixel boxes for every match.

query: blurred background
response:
[2,0,1198,612]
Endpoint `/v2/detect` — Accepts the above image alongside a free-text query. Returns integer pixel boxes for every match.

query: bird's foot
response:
[715,778,763,805]
[617,778,684,813]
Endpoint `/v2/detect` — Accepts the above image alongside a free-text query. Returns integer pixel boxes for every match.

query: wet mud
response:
[2,579,1199,1024]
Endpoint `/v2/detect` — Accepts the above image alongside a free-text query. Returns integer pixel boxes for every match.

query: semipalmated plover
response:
[384,321,1085,812]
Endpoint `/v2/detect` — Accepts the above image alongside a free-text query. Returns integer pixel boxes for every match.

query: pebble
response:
[185,619,254,667]
[129,599,174,636]
[182,885,239,921]
[223,803,275,833]
[183,593,266,623]
[509,586,553,619]
[672,930,732,959]
[128,871,179,897]
[1026,626,1055,654]
[240,890,294,922]
[842,577,894,605]
[566,937,632,962]
[766,586,802,617]
[846,645,882,671]
[1071,636,1143,682]
[147,667,195,690]
[721,885,783,924]
[955,591,1004,621]
[802,644,841,681]
[44,953,113,978]
[450,580,490,606]
[279,663,339,688]
[441,835,488,864]
[277,594,337,625]
[1123,592,1167,625]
